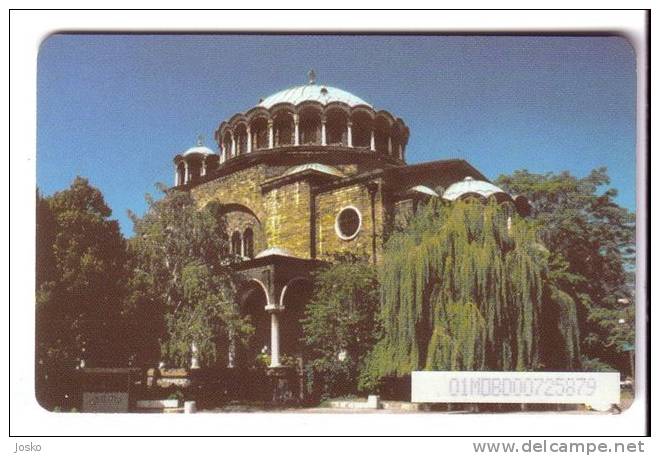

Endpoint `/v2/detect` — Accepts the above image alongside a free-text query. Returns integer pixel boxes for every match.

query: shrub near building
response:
[302,253,380,400]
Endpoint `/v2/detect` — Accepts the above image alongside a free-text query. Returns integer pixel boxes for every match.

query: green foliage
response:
[36,178,129,409]
[302,253,380,398]
[362,199,581,387]
[587,299,634,354]
[167,389,185,402]
[128,186,251,367]
[580,356,617,372]
[496,168,635,374]
[36,178,128,369]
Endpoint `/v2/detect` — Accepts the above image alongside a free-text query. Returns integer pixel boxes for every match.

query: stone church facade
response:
[171,73,529,374]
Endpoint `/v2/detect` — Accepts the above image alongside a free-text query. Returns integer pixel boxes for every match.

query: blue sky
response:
[37,34,637,236]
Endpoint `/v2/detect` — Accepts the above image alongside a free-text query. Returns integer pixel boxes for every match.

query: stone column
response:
[321,116,327,146]
[190,341,200,369]
[201,157,207,176]
[293,114,300,146]
[231,132,236,158]
[388,136,392,155]
[184,160,189,184]
[247,125,252,153]
[174,168,179,187]
[347,121,353,147]
[227,331,235,368]
[269,311,281,368]
[268,119,274,149]
[370,129,375,152]
[220,144,226,163]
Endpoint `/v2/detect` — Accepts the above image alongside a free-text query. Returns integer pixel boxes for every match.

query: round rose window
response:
[335,206,362,240]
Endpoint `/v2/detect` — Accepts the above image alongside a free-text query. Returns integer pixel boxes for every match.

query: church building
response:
[171,72,529,372]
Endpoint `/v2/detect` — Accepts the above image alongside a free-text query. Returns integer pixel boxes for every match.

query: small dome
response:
[409,185,439,197]
[183,145,214,157]
[183,135,215,156]
[258,84,372,109]
[255,247,296,259]
[443,176,509,201]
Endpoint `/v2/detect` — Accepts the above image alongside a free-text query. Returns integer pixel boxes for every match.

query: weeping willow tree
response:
[361,199,580,389]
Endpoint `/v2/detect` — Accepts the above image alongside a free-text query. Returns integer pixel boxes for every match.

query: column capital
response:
[265,304,285,313]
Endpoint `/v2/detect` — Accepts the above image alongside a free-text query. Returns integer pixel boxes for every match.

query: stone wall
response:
[224,210,266,256]
[191,163,392,262]
[315,180,384,262]
[193,165,268,222]
[263,181,312,258]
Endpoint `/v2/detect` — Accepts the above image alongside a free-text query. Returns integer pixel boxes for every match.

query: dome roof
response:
[284,163,344,178]
[258,84,372,109]
[182,136,215,156]
[255,247,297,259]
[183,145,214,156]
[409,185,439,197]
[442,176,509,201]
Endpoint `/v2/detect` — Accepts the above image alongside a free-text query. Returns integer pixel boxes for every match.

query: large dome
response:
[258,84,372,109]
[206,71,410,175]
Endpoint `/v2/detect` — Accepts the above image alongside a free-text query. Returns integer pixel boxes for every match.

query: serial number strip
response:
[448,377,598,397]
[411,371,620,405]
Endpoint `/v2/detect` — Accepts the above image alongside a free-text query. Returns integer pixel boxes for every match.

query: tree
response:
[495,168,635,374]
[301,253,380,399]
[361,200,580,390]
[36,178,128,407]
[128,186,251,368]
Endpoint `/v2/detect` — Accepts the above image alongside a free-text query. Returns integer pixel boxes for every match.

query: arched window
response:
[176,162,185,186]
[251,117,268,150]
[231,231,242,256]
[326,109,347,146]
[273,112,294,147]
[222,131,233,159]
[300,108,321,145]
[391,124,403,160]
[235,124,248,155]
[187,159,201,183]
[243,228,254,259]
[374,116,390,154]
[351,111,372,148]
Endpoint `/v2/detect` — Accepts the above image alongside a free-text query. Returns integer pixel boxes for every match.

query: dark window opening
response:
[336,207,361,239]
[243,228,254,259]
[231,231,242,256]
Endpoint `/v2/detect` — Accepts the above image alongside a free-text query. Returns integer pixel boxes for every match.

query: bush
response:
[580,356,616,372]
[301,253,379,400]
[305,358,358,402]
